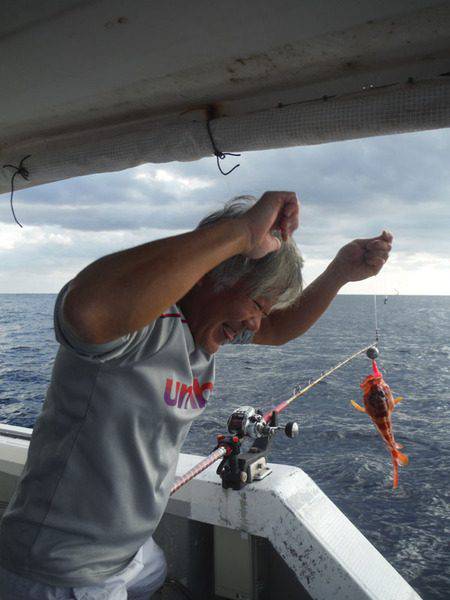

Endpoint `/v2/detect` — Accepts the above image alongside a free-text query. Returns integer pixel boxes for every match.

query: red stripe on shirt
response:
[160,313,188,324]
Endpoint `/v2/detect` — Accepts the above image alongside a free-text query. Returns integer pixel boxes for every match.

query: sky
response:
[0,128,449,295]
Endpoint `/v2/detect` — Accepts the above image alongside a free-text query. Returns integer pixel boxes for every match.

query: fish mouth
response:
[360,374,382,391]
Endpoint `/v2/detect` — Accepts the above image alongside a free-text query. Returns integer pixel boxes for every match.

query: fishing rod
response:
[170,342,379,495]
[263,342,378,423]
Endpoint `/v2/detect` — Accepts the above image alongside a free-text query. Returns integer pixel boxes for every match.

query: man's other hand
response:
[329,230,393,283]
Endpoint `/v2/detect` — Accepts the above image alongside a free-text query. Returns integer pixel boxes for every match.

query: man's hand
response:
[329,230,393,284]
[239,191,300,259]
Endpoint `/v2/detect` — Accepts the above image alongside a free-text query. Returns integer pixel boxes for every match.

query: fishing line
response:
[374,293,379,344]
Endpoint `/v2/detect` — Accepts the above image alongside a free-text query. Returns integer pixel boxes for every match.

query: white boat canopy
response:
[1,0,450,194]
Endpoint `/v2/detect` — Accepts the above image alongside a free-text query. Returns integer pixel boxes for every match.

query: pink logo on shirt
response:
[164,377,213,409]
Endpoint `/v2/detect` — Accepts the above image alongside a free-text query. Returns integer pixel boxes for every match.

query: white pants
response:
[0,537,167,599]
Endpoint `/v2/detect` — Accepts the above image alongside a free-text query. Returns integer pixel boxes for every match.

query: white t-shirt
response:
[0,283,216,586]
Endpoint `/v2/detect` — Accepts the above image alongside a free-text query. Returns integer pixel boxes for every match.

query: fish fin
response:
[395,450,409,466]
[394,396,404,405]
[395,443,404,450]
[351,400,366,413]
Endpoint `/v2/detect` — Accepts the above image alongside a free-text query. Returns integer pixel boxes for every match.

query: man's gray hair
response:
[198,196,303,310]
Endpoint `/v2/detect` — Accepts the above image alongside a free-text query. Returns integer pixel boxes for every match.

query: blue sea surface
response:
[0,294,449,599]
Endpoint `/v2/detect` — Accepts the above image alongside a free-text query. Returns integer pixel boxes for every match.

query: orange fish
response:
[351,360,408,488]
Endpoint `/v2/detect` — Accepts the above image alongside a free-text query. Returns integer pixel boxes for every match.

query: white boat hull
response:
[0,424,421,599]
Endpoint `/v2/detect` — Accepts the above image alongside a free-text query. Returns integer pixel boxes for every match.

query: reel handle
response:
[284,421,299,438]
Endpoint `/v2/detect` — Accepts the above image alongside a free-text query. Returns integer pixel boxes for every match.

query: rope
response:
[2,154,31,228]
[206,120,241,175]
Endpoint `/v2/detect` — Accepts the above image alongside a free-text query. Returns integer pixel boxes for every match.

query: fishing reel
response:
[216,406,299,490]
[227,406,299,440]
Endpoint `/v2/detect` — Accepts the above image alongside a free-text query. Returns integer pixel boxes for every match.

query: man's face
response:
[184,278,273,354]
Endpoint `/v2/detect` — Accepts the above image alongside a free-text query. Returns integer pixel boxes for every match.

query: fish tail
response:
[394,449,409,466]
[392,455,399,489]
[390,448,408,489]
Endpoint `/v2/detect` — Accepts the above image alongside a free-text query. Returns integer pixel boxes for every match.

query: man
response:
[0,191,392,598]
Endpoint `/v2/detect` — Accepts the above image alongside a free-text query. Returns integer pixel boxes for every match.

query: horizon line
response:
[0,292,449,297]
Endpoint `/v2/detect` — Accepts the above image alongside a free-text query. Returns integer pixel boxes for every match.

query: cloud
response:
[0,225,187,292]
[133,167,214,193]
[0,225,73,251]
[0,128,449,293]
[0,163,220,231]
[2,201,208,232]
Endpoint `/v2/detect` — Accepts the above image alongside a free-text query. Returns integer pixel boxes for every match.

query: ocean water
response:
[0,294,449,599]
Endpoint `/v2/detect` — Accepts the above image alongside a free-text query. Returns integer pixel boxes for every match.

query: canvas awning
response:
[1,0,450,194]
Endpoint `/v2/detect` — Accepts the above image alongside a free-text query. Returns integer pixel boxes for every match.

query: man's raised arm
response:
[254,231,393,346]
[64,192,299,344]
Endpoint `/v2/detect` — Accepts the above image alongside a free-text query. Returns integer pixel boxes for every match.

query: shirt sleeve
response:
[54,282,154,363]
